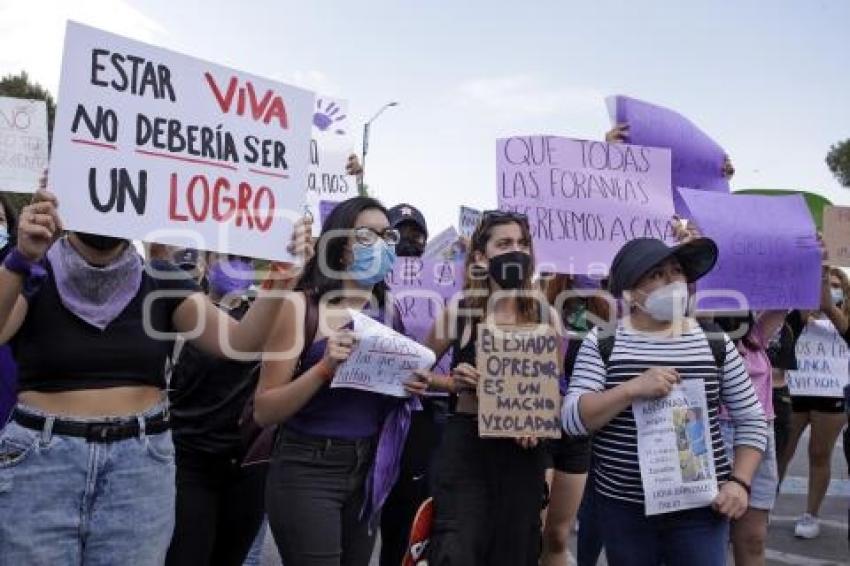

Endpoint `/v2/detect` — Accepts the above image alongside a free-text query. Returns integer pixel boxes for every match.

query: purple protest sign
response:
[612,96,729,211]
[497,135,674,274]
[678,188,821,311]
[319,200,339,226]
[386,255,466,375]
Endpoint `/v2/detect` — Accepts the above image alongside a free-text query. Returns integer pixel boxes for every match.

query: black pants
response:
[266,428,377,566]
[428,414,546,566]
[379,399,446,566]
[772,385,792,460]
[166,449,266,566]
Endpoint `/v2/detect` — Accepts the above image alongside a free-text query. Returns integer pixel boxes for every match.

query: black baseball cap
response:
[172,248,200,271]
[387,203,428,240]
[608,237,718,297]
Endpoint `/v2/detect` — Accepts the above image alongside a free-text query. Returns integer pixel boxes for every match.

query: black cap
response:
[387,203,428,240]
[172,248,200,270]
[608,237,718,297]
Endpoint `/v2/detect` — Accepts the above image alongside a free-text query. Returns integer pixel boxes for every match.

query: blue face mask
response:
[350,240,396,287]
[0,226,8,250]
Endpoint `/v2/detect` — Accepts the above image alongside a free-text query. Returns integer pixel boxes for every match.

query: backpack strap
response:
[696,320,727,369]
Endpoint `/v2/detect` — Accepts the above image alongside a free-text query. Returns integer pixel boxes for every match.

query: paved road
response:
[258,429,849,565]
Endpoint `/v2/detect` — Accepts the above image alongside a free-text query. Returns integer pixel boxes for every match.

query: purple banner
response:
[497,135,675,274]
[613,95,729,211]
[678,188,821,311]
[386,255,466,374]
[319,200,339,226]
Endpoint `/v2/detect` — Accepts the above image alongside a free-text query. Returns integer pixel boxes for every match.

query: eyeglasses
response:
[354,226,401,246]
[481,210,529,225]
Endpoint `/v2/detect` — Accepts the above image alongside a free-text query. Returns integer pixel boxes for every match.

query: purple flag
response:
[613,96,729,211]
[678,188,821,311]
[386,255,466,374]
[497,135,675,274]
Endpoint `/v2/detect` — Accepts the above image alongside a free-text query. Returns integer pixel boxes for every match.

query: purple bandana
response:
[47,237,143,330]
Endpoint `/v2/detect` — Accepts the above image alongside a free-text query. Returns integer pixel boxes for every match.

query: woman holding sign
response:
[563,237,767,566]
[404,210,559,566]
[0,177,313,565]
[254,196,415,566]
[777,267,850,539]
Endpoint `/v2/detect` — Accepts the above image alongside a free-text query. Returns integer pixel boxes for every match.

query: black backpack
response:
[596,319,727,370]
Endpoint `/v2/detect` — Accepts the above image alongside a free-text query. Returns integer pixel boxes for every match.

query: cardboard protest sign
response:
[634,380,718,515]
[458,206,482,238]
[610,95,729,211]
[679,189,822,311]
[386,255,466,375]
[0,97,48,192]
[476,324,562,438]
[306,96,356,234]
[823,206,850,268]
[787,319,850,398]
[497,135,674,274]
[50,22,313,261]
[331,310,436,398]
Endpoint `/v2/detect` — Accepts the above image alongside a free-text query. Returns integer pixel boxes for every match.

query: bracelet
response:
[727,475,751,496]
[2,248,46,279]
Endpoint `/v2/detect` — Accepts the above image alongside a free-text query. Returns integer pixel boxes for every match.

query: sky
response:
[1,0,848,236]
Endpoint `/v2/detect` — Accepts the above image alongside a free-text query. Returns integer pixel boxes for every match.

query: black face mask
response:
[488,251,532,290]
[75,232,129,252]
[395,239,425,258]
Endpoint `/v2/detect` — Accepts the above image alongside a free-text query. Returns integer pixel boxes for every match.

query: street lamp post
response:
[360,101,399,195]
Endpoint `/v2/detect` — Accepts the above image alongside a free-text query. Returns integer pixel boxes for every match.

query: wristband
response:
[727,475,751,496]
[3,248,46,279]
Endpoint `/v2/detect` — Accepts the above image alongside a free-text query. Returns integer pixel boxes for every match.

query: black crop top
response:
[13,259,199,392]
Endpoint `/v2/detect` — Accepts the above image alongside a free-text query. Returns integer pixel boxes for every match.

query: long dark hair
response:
[0,194,18,259]
[296,196,390,306]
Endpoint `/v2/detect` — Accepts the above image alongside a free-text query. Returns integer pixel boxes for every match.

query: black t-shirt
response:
[168,301,258,456]
[13,259,199,392]
[766,311,800,372]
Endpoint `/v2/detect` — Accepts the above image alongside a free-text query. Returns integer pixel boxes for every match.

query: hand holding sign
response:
[17,187,63,261]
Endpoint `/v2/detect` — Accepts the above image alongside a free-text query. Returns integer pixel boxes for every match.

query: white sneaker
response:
[794,513,821,539]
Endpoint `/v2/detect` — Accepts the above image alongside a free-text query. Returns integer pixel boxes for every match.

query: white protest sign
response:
[331,310,436,398]
[422,226,459,260]
[634,379,718,515]
[306,95,356,234]
[50,21,314,261]
[458,205,482,238]
[787,319,850,398]
[0,97,48,192]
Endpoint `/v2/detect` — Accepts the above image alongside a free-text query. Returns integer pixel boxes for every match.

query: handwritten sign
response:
[787,319,850,398]
[306,95,355,234]
[634,379,718,515]
[679,189,821,311]
[823,206,850,268]
[497,135,674,274]
[0,96,48,192]
[50,21,313,261]
[386,255,466,375]
[331,310,436,398]
[610,95,729,212]
[477,324,562,439]
[458,206,482,238]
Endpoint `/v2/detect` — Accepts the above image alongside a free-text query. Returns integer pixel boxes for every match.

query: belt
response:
[13,409,169,443]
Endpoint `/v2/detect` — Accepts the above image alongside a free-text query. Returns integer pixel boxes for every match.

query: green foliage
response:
[826,139,850,188]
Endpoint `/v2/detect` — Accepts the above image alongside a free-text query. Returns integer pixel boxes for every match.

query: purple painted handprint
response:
[313,99,346,135]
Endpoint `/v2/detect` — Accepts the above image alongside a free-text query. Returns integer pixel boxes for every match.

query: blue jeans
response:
[0,403,176,566]
[596,494,729,566]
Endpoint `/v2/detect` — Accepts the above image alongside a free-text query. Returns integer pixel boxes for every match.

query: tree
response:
[826,138,850,188]
[0,71,56,215]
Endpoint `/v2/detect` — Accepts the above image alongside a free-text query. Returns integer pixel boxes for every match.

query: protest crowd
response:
[1,20,849,566]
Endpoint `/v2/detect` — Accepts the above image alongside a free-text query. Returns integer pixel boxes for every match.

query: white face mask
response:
[831,287,844,307]
[0,225,8,249]
[638,281,689,322]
